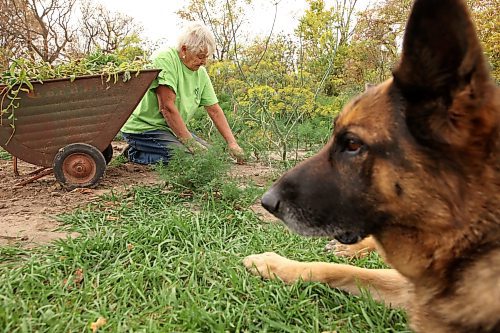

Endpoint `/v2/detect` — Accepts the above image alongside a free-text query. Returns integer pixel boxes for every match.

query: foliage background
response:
[2,0,497,160]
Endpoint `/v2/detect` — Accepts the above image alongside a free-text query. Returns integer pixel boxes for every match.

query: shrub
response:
[156,144,231,194]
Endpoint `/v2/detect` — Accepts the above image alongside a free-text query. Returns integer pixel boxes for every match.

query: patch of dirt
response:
[0,142,279,248]
[0,142,162,248]
[228,161,279,223]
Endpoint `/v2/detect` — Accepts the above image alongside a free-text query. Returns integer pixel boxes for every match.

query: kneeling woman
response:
[121,22,244,165]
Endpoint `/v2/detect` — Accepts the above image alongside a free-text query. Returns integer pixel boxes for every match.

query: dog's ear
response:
[393,0,498,157]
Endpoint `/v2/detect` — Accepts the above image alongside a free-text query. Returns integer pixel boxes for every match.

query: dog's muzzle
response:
[261,186,367,244]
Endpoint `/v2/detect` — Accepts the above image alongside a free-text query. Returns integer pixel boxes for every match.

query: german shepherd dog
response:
[243,0,499,332]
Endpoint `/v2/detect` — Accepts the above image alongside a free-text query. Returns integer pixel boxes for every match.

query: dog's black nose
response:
[261,189,280,214]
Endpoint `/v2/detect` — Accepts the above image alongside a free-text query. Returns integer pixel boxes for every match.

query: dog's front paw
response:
[243,252,296,282]
[324,240,358,257]
[324,239,373,258]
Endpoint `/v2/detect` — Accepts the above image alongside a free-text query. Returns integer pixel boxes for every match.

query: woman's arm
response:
[156,85,192,143]
[205,103,237,145]
[156,85,207,152]
[205,103,245,162]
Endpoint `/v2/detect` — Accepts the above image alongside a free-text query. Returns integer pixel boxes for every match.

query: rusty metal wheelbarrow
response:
[0,69,159,189]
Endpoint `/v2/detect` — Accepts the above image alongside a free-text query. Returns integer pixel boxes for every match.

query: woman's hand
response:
[228,142,245,164]
[183,137,208,154]
[205,104,245,164]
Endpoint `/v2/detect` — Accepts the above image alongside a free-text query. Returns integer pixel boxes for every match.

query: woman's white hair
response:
[177,21,216,55]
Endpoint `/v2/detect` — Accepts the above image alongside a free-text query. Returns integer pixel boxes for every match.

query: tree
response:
[177,0,252,61]
[346,0,498,85]
[0,0,77,64]
[0,0,23,68]
[73,0,144,57]
[341,0,412,86]
[0,0,146,67]
[295,0,359,96]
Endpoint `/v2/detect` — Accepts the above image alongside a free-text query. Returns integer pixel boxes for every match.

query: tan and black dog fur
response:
[243,0,500,332]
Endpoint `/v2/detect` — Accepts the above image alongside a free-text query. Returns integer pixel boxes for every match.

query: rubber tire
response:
[102,144,113,165]
[53,143,106,190]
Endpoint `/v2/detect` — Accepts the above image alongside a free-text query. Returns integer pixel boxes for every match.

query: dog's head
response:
[262,0,499,245]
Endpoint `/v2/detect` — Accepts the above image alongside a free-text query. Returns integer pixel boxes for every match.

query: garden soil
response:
[0,141,276,249]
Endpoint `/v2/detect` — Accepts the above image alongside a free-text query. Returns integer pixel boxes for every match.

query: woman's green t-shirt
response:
[121,47,218,134]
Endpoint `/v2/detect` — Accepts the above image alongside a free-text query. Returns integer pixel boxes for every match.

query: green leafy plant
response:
[156,144,231,195]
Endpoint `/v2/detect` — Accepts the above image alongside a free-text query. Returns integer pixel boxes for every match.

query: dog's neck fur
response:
[375,226,500,332]
[375,162,500,332]
[377,148,500,280]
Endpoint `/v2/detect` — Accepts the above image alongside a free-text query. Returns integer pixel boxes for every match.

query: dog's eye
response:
[344,139,363,154]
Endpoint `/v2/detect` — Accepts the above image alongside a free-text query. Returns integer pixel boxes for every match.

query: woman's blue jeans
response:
[120,130,208,165]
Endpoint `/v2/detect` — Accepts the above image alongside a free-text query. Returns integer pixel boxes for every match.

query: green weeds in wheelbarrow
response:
[1,52,151,141]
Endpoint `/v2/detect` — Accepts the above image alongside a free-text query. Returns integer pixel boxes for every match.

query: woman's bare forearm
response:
[156,86,192,142]
[205,104,237,145]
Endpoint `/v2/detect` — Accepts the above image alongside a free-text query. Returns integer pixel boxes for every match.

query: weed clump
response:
[156,144,261,209]
[156,144,231,194]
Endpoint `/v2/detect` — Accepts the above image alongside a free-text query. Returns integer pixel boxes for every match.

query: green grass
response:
[0,149,409,332]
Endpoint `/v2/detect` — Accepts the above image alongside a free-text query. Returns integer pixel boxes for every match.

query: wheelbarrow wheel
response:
[102,144,113,165]
[53,143,106,190]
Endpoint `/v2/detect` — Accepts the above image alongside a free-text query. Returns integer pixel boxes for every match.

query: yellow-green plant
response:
[238,84,321,161]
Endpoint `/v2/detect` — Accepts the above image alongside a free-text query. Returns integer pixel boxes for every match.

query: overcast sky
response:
[96,0,372,49]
